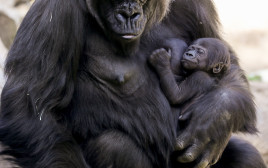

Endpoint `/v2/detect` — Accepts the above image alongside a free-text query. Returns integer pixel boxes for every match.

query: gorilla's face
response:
[100,0,147,41]
[86,0,172,42]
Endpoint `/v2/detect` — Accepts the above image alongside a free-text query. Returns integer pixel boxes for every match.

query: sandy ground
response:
[0,0,268,167]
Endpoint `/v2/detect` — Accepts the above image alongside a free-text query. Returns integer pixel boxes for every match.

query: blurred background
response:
[0,0,267,167]
[214,0,268,166]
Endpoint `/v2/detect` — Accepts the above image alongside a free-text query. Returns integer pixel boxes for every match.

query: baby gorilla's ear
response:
[213,62,224,74]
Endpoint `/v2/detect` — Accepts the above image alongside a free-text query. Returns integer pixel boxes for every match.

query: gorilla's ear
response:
[212,62,224,74]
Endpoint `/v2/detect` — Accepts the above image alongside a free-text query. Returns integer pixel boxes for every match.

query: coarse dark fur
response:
[149,38,232,106]
[0,0,266,168]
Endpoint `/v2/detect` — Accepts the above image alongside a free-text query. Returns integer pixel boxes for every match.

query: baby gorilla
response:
[149,38,230,108]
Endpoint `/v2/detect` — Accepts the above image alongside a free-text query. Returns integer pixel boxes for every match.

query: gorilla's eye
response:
[140,0,147,5]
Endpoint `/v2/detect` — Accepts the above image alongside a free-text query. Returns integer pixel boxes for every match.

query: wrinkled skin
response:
[0,0,266,168]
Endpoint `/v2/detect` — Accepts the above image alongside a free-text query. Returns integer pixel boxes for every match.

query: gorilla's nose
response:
[116,10,141,22]
[116,3,141,22]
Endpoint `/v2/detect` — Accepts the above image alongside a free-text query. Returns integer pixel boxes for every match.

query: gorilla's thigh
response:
[85,131,153,168]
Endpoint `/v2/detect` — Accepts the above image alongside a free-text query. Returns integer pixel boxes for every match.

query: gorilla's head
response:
[86,0,172,42]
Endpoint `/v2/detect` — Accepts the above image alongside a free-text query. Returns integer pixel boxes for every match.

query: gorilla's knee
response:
[213,137,266,168]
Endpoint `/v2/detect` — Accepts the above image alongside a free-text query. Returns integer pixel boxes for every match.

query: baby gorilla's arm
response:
[150,49,215,105]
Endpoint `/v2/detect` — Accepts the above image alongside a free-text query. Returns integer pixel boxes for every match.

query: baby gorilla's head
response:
[181,38,230,75]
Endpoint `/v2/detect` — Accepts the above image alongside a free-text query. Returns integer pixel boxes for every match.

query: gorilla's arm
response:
[174,62,256,167]
[0,81,90,168]
[160,0,257,167]
[0,0,90,167]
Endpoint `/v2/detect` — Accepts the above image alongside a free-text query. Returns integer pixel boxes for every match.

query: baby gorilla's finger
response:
[152,48,166,55]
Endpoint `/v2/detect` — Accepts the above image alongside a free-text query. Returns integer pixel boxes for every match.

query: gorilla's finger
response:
[175,133,191,150]
[177,143,205,163]
[210,154,220,166]
[194,152,211,168]
[194,159,209,168]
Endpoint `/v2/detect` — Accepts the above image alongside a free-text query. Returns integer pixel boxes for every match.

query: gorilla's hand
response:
[174,92,233,168]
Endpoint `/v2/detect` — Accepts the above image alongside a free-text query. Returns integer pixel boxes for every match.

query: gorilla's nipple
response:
[114,72,132,85]
[116,74,125,84]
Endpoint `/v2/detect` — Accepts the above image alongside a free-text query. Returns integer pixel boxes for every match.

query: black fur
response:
[0,0,265,168]
[149,38,231,106]
[213,137,266,168]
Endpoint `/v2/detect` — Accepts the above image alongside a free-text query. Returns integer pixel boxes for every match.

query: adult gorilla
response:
[0,0,265,168]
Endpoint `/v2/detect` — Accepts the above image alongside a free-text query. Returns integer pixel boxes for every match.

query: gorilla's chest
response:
[86,52,146,96]
[83,33,148,96]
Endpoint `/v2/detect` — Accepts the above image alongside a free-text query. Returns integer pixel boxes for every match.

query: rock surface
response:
[0,12,17,49]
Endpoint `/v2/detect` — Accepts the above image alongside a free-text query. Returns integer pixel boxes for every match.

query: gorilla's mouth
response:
[121,34,138,40]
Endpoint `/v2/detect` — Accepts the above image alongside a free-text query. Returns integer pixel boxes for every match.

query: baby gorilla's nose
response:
[185,50,195,58]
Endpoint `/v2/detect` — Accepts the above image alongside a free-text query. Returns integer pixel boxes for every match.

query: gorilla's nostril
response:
[116,10,141,22]
[131,13,141,21]
[116,13,128,22]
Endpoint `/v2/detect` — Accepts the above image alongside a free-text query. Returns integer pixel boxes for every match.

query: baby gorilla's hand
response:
[149,48,171,71]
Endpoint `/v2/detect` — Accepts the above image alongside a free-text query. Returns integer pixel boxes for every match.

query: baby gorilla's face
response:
[181,44,208,71]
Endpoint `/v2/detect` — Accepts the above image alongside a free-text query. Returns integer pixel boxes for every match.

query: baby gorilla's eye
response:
[197,49,205,54]
[187,46,194,51]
